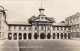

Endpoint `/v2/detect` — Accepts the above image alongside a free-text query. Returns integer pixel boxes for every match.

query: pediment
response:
[29,15,55,24]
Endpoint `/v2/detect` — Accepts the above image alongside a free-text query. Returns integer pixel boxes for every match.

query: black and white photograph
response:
[0,0,80,51]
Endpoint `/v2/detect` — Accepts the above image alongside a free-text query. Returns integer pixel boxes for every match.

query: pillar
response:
[27,33,28,40]
[45,25,47,39]
[51,26,53,39]
[12,33,13,40]
[38,25,40,40]
[32,25,34,40]
[22,33,23,40]
[17,33,18,40]
[55,33,57,39]
[59,33,61,39]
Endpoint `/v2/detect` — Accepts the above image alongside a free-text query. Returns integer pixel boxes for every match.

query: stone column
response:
[32,25,34,40]
[45,25,47,39]
[17,33,18,40]
[59,33,61,39]
[38,25,40,40]
[27,33,28,40]
[12,33,13,40]
[51,26,53,39]
[55,33,57,39]
[67,33,68,39]
[22,33,23,40]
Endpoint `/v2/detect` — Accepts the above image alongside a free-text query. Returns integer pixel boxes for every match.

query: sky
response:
[0,0,80,23]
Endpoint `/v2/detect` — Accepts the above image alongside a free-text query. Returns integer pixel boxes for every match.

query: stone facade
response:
[0,6,79,40]
[65,12,80,39]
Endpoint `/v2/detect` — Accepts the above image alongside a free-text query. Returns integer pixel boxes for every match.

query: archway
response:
[57,33,59,39]
[19,33,22,40]
[23,33,27,39]
[40,33,45,39]
[8,33,12,40]
[34,33,38,39]
[47,33,51,39]
[68,33,70,39]
[53,33,55,39]
[28,33,32,39]
[13,33,17,40]
[64,33,67,39]
[61,33,63,39]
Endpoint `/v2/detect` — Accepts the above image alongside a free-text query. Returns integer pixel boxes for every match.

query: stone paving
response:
[0,39,80,51]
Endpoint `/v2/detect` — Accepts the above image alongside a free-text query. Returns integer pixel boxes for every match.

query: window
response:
[64,27,66,30]
[57,27,59,30]
[35,27,37,30]
[9,26,11,31]
[53,27,55,30]
[61,27,63,30]
[19,26,21,30]
[24,26,26,30]
[41,26,44,30]
[29,27,31,30]
[48,26,50,30]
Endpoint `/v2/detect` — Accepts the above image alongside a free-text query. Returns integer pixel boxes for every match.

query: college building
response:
[0,6,80,40]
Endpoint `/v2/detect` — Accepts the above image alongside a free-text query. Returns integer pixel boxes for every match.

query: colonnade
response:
[8,33,70,40]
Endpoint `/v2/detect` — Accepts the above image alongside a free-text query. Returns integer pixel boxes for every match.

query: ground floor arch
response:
[8,33,12,40]
[13,33,17,40]
[28,33,32,39]
[40,33,45,39]
[19,33,22,40]
[53,33,55,39]
[61,33,63,39]
[57,33,59,39]
[47,33,51,39]
[64,33,67,39]
[23,33,27,39]
[34,33,38,39]
[68,33,70,39]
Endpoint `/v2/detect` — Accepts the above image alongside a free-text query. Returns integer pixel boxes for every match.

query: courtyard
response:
[0,39,80,51]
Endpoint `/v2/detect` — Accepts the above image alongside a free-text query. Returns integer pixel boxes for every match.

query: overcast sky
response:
[0,0,80,23]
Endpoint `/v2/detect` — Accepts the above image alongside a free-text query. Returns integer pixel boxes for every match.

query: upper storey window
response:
[24,26,26,30]
[47,26,50,30]
[9,26,11,31]
[35,27,37,30]
[28,27,31,30]
[57,27,59,30]
[64,27,66,30]
[19,26,21,30]
[61,27,63,30]
[41,26,44,30]
[53,27,55,30]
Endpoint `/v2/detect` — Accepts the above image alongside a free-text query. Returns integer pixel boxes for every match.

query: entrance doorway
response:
[40,33,45,39]
[47,33,51,39]
[57,33,59,39]
[53,33,55,39]
[34,33,38,39]
[61,33,63,39]
[28,33,32,39]
[23,33,27,39]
